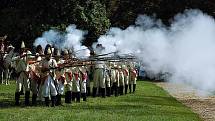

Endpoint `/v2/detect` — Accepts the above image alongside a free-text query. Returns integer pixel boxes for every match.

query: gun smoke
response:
[94,9,215,94]
[34,24,90,58]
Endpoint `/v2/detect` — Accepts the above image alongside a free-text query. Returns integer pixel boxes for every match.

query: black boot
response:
[120,86,124,95]
[76,92,81,103]
[56,94,62,106]
[45,97,49,107]
[111,86,114,95]
[65,92,68,103]
[133,84,136,93]
[129,84,132,93]
[68,91,72,103]
[106,87,111,97]
[121,86,124,95]
[20,87,24,95]
[115,86,118,97]
[92,87,97,97]
[15,92,20,106]
[101,88,106,98]
[98,87,102,97]
[32,94,37,106]
[87,87,91,96]
[25,91,30,106]
[111,83,116,95]
[51,96,56,107]
[65,91,71,103]
[72,92,76,101]
[125,85,128,95]
[118,87,121,95]
[82,93,87,101]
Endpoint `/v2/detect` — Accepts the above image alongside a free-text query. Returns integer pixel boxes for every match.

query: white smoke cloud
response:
[34,30,64,49]
[94,9,215,94]
[34,24,90,58]
[64,25,90,58]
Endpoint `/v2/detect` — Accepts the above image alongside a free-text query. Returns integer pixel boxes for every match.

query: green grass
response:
[0,81,201,121]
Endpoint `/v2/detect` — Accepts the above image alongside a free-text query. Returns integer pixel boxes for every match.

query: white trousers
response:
[43,75,57,97]
[81,79,87,93]
[16,72,30,92]
[57,81,64,95]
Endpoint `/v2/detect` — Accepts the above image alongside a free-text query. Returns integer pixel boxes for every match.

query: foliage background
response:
[0,0,215,49]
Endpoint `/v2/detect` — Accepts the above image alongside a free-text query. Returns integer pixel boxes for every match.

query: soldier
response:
[93,60,106,98]
[79,66,87,101]
[72,67,81,102]
[63,49,73,104]
[129,63,137,93]
[92,44,106,98]
[118,63,124,95]
[110,62,119,97]
[105,62,111,97]
[122,63,129,94]
[86,65,92,96]
[54,49,65,106]
[29,45,43,106]
[15,41,31,106]
[86,51,95,96]
[37,46,45,104]
[40,46,58,107]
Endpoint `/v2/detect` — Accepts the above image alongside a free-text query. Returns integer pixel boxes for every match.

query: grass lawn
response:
[0,80,201,121]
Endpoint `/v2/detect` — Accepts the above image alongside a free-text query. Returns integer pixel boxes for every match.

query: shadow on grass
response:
[0,93,195,110]
[0,99,15,108]
[0,92,15,108]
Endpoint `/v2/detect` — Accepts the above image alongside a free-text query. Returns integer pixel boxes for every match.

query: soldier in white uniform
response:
[122,64,129,94]
[29,45,43,106]
[129,63,137,93]
[93,60,106,98]
[15,41,31,106]
[40,47,58,107]
[110,62,119,97]
[92,44,106,98]
[79,66,87,101]
[72,67,81,102]
[105,62,111,97]
[86,65,92,96]
[118,63,125,95]
[54,49,65,106]
[63,50,73,104]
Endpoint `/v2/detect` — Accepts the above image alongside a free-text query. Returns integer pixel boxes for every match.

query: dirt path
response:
[156,82,215,121]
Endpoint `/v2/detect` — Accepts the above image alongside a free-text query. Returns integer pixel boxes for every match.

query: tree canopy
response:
[0,0,215,48]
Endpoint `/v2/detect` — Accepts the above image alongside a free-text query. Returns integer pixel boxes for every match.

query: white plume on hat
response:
[47,47,52,54]
[21,41,25,48]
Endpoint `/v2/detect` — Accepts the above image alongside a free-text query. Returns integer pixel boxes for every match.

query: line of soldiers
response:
[13,41,138,107]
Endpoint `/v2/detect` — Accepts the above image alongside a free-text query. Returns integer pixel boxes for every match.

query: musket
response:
[81,56,136,62]
[43,62,94,72]
[93,51,117,57]
[28,60,41,65]
[74,48,89,53]
[18,53,72,60]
